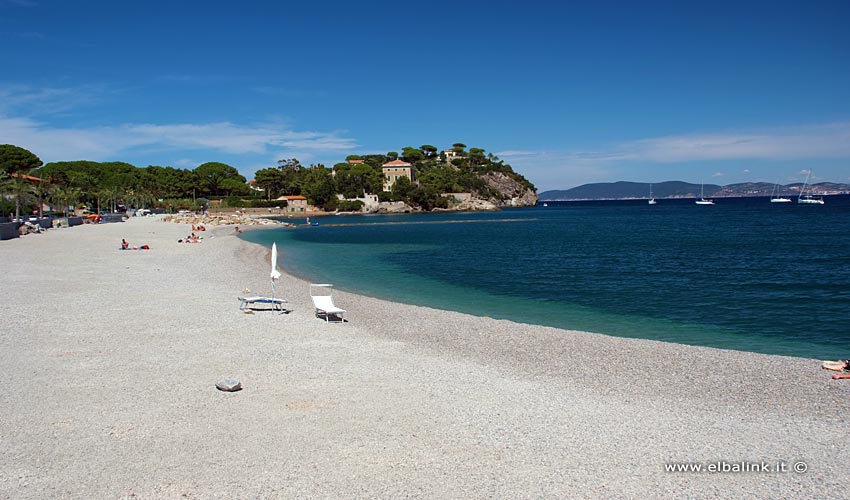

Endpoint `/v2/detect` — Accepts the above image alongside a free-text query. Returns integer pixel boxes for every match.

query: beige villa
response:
[277,195,309,213]
[382,159,415,192]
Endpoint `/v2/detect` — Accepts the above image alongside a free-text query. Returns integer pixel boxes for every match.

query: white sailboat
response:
[695,182,715,205]
[770,179,792,203]
[648,184,657,205]
[798,170,825,205]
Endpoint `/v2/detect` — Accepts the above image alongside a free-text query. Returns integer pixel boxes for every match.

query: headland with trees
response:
[0,143,538,218]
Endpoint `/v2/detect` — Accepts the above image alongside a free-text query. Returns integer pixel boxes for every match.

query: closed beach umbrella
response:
[271,242,281,280]
[270,242,281,300]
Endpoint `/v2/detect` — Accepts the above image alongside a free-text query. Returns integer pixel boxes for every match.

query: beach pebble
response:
[215,378,242,392]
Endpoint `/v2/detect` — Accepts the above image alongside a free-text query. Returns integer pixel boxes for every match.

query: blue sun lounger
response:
[239,296,287,312]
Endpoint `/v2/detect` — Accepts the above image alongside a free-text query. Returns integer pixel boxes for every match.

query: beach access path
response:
[1,216,848,499]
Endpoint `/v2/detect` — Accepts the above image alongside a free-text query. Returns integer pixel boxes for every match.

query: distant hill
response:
[539,181,850,201]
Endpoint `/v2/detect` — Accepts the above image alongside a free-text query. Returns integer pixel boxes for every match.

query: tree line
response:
[254,143,535,211]
[1,142,535,217]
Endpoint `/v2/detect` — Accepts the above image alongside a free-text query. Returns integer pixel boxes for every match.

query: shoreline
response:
[1,217,848,498]
[239,217,838,361]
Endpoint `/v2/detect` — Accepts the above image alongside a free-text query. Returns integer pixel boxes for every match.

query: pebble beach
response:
[1,216,848,499]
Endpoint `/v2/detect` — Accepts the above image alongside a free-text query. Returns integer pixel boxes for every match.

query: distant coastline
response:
[540,180,850,201]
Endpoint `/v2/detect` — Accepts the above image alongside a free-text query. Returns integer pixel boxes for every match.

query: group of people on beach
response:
[191,224,206,231]
[120,239,149,250]
[179,232,202,244]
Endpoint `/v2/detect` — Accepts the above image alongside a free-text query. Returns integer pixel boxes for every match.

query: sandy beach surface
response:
[1,216,848,499]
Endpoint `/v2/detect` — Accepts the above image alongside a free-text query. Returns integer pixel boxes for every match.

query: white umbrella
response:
[270,242,281,298]
[271,242,281,280]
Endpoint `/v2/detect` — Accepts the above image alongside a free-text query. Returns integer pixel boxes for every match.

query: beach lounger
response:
[310,284,346,323]
[239,296,287,312]
[239,242,288,313]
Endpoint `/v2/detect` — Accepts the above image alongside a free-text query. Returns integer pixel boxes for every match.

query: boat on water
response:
[648,184,657,205]
[770,179,792,203]
[543,202,548,207]
[695,182,715,205]
[798,170,825,205]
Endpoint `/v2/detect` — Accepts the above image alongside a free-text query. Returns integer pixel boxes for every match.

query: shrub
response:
[223,196,246,208]
[336,200,364,212]
[249,199,288,208]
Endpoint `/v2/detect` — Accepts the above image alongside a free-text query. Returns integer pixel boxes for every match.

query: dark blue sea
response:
[242,196,850,359]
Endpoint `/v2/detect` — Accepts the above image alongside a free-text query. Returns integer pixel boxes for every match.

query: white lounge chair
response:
[310,284,346,322]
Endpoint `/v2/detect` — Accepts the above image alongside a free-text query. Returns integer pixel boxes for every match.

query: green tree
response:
[0,144,43,176]
[390,175,414,200]
[0,145,43,220]
[420,145,438,158]
[274,158,304,195]
[452,143,467,153]
[334,162,382,198]
[253,168,285,199]
[468,147,486,167]
[409,186,448,210]
[277,158,302,170]
[221,178,251,196]
[52,185,82,217]
[300,167,336,209]
[194,162,246,196]
[2,173,37,220]
[386,151,399,160]
[401,147,425,163]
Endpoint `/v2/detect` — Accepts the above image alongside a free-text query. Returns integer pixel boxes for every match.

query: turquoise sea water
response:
[241,196,850,359]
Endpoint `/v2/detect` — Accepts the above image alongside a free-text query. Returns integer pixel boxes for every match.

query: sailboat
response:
[695,182,715,205]
[648,184,657,205]
[770,179,792,203]
[798,170,825,205]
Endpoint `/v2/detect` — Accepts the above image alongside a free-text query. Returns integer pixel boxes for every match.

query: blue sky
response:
[1,0,849,191]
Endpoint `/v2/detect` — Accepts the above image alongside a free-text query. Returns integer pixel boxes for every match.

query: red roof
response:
[283,195,307,200]
[382,159,412,167]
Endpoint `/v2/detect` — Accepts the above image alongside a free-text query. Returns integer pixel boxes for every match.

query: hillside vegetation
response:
[1,143,537,217]
[254,143,537,210]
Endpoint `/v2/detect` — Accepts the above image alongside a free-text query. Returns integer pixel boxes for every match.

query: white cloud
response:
[0,82,121,118]
[496,150,619,191]
[711,172,725,177]
[499,122,850,190]
[616,122,850,163]
[0,116,358,163]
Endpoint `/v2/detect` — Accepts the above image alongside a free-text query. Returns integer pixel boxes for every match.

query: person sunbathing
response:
[120,239,150,250]
[822,360,850,380]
